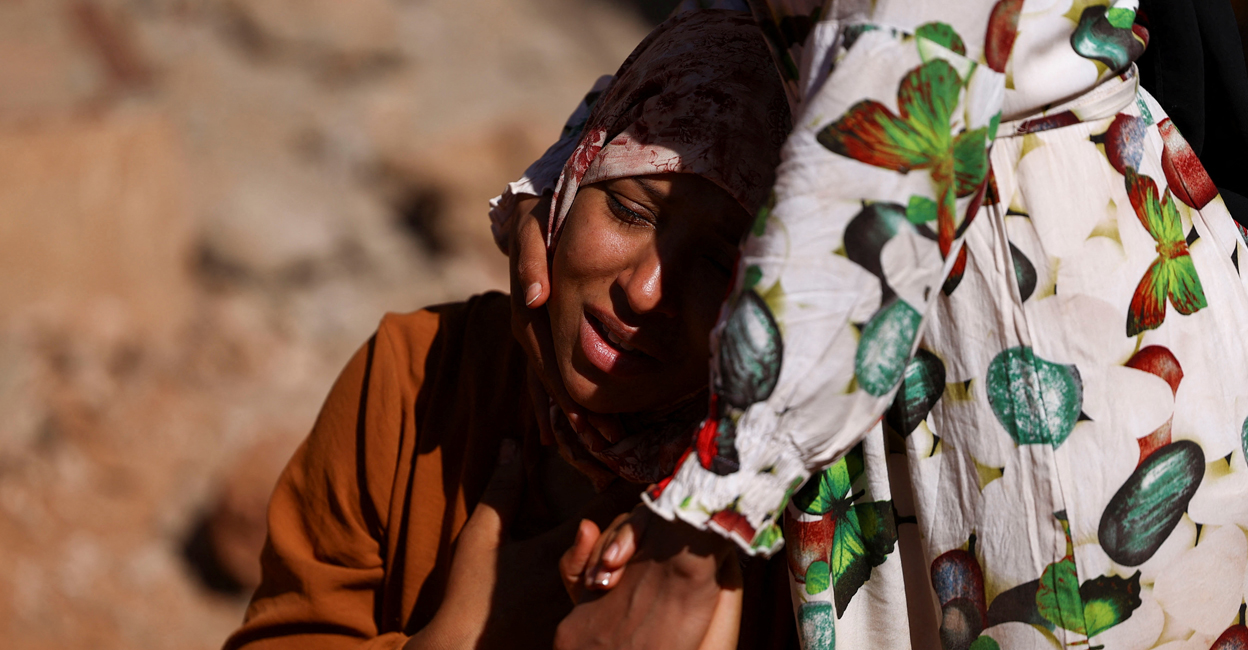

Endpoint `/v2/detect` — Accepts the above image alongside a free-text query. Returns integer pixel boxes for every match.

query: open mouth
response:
[587,313,646,357]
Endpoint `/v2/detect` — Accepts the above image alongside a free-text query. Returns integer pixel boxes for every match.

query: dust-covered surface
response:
[0,1,647,647]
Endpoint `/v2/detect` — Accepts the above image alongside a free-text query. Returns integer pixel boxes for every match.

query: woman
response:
[505,1,1248,649]
[222,10,792,650]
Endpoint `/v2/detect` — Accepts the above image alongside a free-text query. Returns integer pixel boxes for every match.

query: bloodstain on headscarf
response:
[547,9,791,249]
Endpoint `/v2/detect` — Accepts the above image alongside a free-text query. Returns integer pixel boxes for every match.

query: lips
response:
[579,312,658,377]
[604,328,638,352]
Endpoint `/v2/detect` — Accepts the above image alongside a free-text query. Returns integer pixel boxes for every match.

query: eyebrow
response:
[630,177,666,202]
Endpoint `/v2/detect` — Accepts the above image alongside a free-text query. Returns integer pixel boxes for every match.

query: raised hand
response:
[508,194,625,462]
[555,507,743,650]
[405,440,642,650]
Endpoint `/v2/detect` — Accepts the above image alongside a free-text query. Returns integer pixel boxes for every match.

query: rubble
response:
[0,0,650,648]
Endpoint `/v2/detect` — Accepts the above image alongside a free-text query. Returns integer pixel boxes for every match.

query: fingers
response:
[588,503,651,576]
[559,519,600,604]
[598,514,640,571]
[511,196,551,309]
[580,504,651,588]
[579,514,628,591]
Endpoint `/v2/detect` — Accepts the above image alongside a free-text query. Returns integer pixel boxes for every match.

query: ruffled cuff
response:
[487,75,614,253]
[642,418,808,557]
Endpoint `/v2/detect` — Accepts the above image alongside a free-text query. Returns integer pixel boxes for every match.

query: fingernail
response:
[594,571,611,587]
[524,282,542,306]
[603,542,621,565]
[499,439,518,465]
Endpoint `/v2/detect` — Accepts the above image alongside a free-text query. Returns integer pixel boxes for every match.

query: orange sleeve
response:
[224,319,417,650]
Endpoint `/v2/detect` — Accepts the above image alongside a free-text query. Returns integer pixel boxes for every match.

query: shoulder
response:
[377,291,512,352]
[374,291,515,381]
[370,291,526,415]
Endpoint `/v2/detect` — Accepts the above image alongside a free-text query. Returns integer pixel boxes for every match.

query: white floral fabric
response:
[496,1,1248,648]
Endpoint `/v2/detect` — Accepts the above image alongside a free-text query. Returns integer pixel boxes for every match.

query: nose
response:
[618,246,675,317]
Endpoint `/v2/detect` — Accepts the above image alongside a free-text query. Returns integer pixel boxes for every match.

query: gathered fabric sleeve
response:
[643,0,1018,555]
[224,327,410,650]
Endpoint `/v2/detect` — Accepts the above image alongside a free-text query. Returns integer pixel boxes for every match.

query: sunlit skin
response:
[547,172,753,415]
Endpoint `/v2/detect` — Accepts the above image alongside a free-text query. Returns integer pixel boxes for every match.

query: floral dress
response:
[492,1,1248,648]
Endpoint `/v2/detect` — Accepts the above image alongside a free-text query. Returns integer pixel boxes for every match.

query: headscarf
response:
[545,10,791,485]
[547,9,790,248]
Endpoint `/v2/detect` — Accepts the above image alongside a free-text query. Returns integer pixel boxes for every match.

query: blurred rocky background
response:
[0,0,665,647]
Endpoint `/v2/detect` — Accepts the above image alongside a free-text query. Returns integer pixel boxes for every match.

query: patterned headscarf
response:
[546,9,791,485]
[547,9,790,248]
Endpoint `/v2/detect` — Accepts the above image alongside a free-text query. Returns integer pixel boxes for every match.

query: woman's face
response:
[547,173,753,414]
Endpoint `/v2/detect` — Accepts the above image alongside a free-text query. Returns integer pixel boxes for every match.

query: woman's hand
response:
[405,440,643,650]
[509,194,625,457]
[403,439,525,650]
[555,507,743,650]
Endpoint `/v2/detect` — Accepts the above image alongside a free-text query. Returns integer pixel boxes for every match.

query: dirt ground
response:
[0,1,649,648]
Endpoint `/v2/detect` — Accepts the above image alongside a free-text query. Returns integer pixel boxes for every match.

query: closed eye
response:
[606,193,654,228]
[704,252,736,277]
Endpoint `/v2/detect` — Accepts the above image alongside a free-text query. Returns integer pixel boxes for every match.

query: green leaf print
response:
[952,127,990,196]
[743,264,763,290]
[831,500,897,616]
[751,194,773,237]
[906,195,939,225]
[1105,6,1136,29]
[789,447,897,617]
[793,448,861,515]
[915,22,967,55]
[986,346,1084,448]
[798,602,836,650]
[806,560,831,595]
[1071,5,1144,71]
[856,298,923,397]
[1035,558,1143,638]
[1036,557,1086,634]
[969,637,1000,650]
[1080,571,1142,638]
[1099,440,1204,566]
[885,349,946,436]
[817,58,987,257]
[717,290,784,409]
[1241,415,1248,462]
[751,522,783,551]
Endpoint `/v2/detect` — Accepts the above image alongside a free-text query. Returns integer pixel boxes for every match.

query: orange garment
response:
[223,292,795,650]
[225,293,539,650]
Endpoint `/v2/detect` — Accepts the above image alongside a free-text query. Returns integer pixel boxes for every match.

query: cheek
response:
[551,210,640,304]
[686,272,732,334]
[547,213,625,345]
[559,226,629,278]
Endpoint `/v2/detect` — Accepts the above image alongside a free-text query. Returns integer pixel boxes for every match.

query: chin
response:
[563,373,639,414]
[564,370,699,415]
